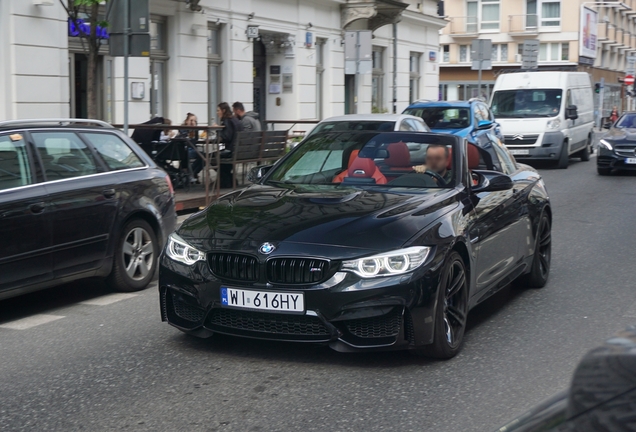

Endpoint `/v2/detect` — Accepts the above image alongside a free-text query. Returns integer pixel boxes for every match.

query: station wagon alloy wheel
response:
[123,226,155,281]
[443,259,468,349]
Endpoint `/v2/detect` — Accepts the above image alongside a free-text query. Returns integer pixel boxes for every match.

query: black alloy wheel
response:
[417,251,469,359]
[518,213,551,288]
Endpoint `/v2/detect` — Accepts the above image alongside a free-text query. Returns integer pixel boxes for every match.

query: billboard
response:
[580,6,598,59]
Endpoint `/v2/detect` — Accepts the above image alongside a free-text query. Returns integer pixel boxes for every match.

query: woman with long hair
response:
[178,113,204,183]
[214,102,243,188]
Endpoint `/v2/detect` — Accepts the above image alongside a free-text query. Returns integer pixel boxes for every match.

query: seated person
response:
[412,144,452,184]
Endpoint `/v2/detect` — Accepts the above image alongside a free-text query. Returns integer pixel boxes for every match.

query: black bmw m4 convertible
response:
[159,131,551,358]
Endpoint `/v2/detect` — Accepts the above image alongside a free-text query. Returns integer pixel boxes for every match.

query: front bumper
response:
[158,254,443,352]
[506,131,565,160]
[597,145,636,171]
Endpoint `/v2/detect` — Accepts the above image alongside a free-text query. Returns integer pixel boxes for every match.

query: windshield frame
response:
[490,88,563,119]
[261,131,464,191]
[403,106,472,130]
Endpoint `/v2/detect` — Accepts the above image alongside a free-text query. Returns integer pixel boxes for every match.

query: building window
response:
[208,24,222,123]
[491,43,508,62]
[372,47,384,112]
[150,16,168,119]
[539,42,568,61]
[459,45,470,62]
[468,0,500,31]
[527,1,560,28]
[316,38,326,120]
[442,45,450,63]
[409,52,421,103]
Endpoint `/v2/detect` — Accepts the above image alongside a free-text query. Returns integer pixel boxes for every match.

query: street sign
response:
[471,39,492,70]
[521,39,539,70]
[625,75,635,86]
[344,31,372,75]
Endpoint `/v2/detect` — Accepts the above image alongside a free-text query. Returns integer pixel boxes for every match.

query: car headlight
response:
[598,139,613,151]
[547,118,561,130]
[165,233,206,265]
[341,246,430,278]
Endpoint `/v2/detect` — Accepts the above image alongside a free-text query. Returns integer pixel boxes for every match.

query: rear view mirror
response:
[247,165,273,183]
[566,105,578,120]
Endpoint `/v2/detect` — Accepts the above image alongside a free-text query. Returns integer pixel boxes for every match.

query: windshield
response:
[490,89,563,118]
[615,114,636,128]
[403,107,470,129]
[309,121,397,136]
[265,132,456,189]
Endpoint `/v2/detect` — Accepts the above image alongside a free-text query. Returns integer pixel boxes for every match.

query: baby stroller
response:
[151,138,194,190]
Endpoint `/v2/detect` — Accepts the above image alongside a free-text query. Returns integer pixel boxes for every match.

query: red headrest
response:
[386,142,411,167]
[348,157,377,178]
[467,144,480,169]
[348,150,360,168]
[446,147,453,171]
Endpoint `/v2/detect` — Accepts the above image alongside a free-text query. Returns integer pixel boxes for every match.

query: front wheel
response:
[517,213,551,288]
[108,219,158,292]
[557,142,569,169]
[415,251,469,359]
[579,137,591,162]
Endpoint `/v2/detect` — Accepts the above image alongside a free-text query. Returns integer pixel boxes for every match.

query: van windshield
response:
[491,89,563,118]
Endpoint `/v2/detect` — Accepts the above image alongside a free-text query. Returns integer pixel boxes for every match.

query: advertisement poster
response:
[580,6,598,59]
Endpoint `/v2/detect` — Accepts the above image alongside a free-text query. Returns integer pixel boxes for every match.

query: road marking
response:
[79,293,138,306]
[0,314,65,330]
[624,301,636,318]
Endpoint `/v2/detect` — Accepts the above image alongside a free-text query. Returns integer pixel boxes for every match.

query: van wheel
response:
[579,137,591,162]
[108,219,158,292]
[557,141,569,169]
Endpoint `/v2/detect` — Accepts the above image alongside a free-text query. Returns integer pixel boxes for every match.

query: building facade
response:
[0,0,446,126]
[439,0,636,116]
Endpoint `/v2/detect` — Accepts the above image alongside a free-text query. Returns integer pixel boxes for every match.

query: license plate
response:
[221,287,304,313]
[625,158,636,164]
[509,149,530,155]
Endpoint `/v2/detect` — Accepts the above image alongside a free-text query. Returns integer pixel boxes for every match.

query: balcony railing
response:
[508,14,539,34]
[449,16,478,35]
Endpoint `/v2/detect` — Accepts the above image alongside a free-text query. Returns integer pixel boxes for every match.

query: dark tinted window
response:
[83,133,144,170]
[0,133,32,191]
[31,132,97,181]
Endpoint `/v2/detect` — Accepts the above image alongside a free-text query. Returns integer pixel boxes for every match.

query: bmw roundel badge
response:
[259,242,276,255]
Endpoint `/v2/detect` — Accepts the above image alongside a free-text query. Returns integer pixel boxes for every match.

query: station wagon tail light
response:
[165,175,174,196]
[166,233,205,265]
[341,246,430,278]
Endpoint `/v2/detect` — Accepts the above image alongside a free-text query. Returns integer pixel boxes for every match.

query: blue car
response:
[403,99,503,143]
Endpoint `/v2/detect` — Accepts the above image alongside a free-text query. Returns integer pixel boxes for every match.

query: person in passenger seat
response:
[412,144,452,184]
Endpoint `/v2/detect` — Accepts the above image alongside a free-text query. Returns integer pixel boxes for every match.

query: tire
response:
[579,137,591,162]
[597,167,611,176]
[415,251,469,359]
[108,219,158,292]
[557,141,569,169]
[518,213,551,288]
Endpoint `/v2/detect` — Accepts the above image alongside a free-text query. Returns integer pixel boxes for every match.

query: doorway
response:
[253,40,267,125]
[69,53,103,119]
[345,75,355,114]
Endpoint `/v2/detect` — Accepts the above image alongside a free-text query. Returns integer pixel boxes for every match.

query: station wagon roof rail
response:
[0,119,114,129]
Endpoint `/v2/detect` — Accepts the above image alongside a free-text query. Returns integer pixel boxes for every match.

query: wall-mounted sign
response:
[247,25,259,39]
[269,83,281,94]
[68,18,109,39]
[282,73,293,93]
[131,82,145,99]
[429,51,437,62]
[270,65,281,75]
[305,32,312,48]
[580,6,598,59]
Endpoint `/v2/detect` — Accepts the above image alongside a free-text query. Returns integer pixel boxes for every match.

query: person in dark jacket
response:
[213,102,243,188]
[232,101,261,132]
[178,113,204,183]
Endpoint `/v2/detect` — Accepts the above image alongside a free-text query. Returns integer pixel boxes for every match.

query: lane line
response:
[79,293,138,306]
[0,314,65,330]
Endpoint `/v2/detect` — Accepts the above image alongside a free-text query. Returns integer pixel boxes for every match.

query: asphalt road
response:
[1,154,636,432]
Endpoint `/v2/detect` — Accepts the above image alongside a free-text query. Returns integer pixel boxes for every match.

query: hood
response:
[178,184,458,257]
[605,127,636,142]
[430,127,470,137]
[244,111,260,119]
[495,118,549,134]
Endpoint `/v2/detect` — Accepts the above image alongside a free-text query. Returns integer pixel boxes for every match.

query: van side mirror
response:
[477,120,494,130]
[566,105,578,120]
[247,165,273,183]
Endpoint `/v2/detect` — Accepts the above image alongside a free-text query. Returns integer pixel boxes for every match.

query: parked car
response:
[495,324,636,431]
[403,99,503,143]
[304,114,429,140]
[0,119,177,300]
[490,71,595,169]
[160,130,551,358]
[597,112,636,175]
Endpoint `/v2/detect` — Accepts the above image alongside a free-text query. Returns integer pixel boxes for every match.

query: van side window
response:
[0,133,33,191]
[31,132,98,181]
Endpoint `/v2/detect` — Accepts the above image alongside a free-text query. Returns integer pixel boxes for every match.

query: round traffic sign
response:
[625,75,634,85]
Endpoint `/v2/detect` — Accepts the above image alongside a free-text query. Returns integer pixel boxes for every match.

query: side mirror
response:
[247,165,273,183]
[472,171,514,193]
[477,120,494,130]
[566,105,579,120]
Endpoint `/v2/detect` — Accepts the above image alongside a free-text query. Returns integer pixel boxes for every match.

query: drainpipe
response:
[392,22,397,114]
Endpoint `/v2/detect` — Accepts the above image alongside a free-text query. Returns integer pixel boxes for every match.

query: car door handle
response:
[103,188,116,199]
[29,202,46,214]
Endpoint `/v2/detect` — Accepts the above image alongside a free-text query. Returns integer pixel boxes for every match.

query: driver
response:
[412,144,452,184]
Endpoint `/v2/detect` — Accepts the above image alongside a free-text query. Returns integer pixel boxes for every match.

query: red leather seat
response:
[379,141,412,181]
[467,143,480,169]
[342,157,387,184]
[333,150,359,183]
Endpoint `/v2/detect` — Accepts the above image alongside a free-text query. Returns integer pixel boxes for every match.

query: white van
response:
[489,72,594,169]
